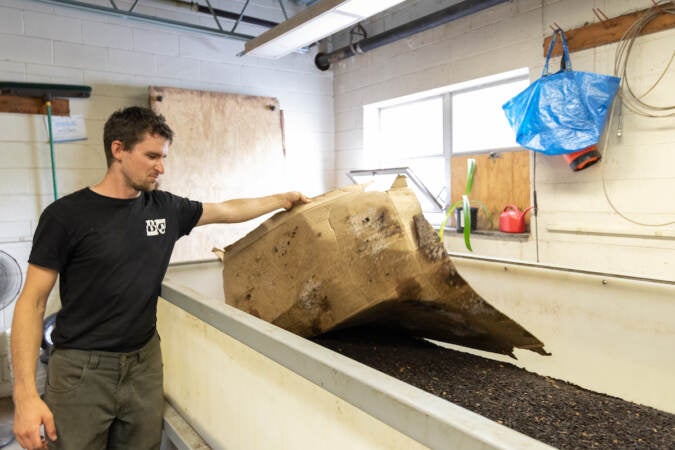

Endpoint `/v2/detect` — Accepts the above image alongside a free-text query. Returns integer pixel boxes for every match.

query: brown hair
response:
[103,106,174,167]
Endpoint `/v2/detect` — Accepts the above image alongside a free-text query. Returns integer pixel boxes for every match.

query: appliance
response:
[0,242,30,330]
[0,252,21,314]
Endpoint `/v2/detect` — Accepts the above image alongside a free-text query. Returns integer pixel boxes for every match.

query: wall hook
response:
[592,8,610,28]
[549,22,563,33]
[650,0,666,14]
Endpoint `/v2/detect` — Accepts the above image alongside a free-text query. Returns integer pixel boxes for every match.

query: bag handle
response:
[542,28,572,76]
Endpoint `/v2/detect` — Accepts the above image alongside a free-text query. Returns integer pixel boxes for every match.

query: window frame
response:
[363,68,530,220]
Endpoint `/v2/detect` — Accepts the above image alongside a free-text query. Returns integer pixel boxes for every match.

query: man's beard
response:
[131,179,160,191]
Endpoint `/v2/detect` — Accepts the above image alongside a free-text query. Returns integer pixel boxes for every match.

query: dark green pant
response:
[44,334,164,450]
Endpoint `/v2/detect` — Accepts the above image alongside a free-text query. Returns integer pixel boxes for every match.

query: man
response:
[11,106,309,449]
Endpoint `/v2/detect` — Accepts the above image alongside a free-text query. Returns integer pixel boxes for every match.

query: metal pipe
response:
[315,0,509,71]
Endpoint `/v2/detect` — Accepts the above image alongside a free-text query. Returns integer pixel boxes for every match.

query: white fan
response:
[0,250,22,311]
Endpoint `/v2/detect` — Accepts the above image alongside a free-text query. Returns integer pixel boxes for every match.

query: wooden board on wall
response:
[450,151,531,230]
[0,95,69,116]
[543,5,675,57]
[149,86,288,262]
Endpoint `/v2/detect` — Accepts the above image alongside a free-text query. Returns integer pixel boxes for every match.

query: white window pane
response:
[407,157,447,211]
[347,161,446,213]
[380,97,444,160]
[452,78,529,154]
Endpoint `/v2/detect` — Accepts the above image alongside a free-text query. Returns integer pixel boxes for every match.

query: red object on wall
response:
[563,145,601,171]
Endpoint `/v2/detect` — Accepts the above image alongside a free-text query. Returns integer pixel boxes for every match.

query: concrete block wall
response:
[0,0,334,331]
[331,0,675,281]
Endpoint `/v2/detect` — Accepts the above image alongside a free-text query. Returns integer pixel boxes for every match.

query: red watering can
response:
[499,205,534,233]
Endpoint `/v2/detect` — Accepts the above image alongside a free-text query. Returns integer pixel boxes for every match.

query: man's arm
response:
[196,191,310,227]
[11,264,59,449]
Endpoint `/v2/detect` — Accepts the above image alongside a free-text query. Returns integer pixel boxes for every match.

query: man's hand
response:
[13,394,57,450]
[280,191,311,210]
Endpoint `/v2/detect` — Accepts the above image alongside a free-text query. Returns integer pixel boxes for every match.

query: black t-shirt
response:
[29,188,202,352]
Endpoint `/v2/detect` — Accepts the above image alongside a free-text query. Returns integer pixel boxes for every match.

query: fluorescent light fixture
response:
[244,0,406,59]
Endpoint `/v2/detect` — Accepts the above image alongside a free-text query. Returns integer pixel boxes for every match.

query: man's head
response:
[103,107,174,192]
[103,106,173,167]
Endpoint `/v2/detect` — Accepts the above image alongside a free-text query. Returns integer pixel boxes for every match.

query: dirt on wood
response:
[312,327,675,450]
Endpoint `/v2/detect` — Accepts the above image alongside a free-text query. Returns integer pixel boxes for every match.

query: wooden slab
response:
[149,86,288,262]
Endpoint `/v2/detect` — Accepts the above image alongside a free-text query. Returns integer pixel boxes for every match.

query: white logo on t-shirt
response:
[145,218,166,236]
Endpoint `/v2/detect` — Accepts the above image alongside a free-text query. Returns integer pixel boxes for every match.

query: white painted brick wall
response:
[82,21,133,50]
[132,27,180,56]
[0,0,52,13]
[0,61,26,76]
[107,48,157,75]
[54,41,107,70]
[0,35,52,64]
[0,0,335,332]
[0,5,23,34]
[156,54,201,80]
[199,60,242,85]
[23,10,83,43]
[26,64,84,84]
[0,221,30,241]
[179,34,246,62]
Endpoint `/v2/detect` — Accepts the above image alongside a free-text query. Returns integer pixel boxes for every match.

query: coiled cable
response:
[601,0,675,226]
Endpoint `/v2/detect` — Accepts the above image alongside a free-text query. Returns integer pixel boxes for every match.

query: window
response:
[362,69,531,229]
[379,97,444,159]
[452,78,529,154]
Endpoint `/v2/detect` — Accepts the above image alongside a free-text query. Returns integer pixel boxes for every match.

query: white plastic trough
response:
[446,253,675,415]
[158,261,555,450]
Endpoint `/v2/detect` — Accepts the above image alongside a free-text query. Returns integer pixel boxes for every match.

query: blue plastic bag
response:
[502,30,621,155]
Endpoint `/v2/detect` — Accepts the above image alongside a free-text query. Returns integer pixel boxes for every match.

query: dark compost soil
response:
[312,327,675,450]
